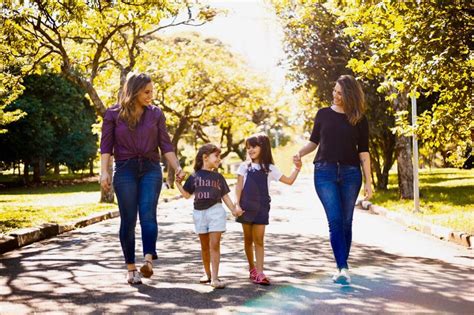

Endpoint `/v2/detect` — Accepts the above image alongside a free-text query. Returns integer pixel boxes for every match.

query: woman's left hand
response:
[364,183,373,200]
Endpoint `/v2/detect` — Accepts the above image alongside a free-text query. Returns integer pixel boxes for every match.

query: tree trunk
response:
[54,163,60,175]
[62,70,107,117]
[39,157,46,176]
[89,158,94,176]
[23,161,29,185]
[100,155,115,203]
[394,92,414,199]
[33,160,41,183]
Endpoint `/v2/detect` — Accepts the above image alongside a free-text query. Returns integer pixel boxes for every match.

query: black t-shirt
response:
[183,170,231,210]
[309,107,369,166]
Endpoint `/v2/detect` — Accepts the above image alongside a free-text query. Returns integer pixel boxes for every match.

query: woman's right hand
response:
[100,172,112,192]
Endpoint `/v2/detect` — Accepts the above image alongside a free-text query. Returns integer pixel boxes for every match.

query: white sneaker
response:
[332,269,341,282]
[337,268,351,285]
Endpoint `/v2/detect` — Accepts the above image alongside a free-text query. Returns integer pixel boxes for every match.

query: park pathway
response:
[1,176,473,314]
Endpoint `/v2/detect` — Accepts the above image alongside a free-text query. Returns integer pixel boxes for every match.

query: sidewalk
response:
[1,176,473,314]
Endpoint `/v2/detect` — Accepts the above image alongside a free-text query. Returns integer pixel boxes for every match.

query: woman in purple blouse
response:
[100,73,185,285]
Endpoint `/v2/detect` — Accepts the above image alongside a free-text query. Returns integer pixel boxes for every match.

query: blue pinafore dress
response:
[236,164,271,225]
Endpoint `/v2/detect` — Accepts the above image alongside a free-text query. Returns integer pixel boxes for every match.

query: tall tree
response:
[272,0,396,190]
[0,0,216,200]
[341,0,472,196]
[0,73,97,184]
[139,32,281,183]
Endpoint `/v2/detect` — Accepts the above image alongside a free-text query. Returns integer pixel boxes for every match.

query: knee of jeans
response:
[327,218,344,231]
[343,219,353,228]
[140,214,157,224]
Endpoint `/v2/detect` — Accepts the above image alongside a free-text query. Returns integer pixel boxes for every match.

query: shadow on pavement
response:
[1,219,473,314]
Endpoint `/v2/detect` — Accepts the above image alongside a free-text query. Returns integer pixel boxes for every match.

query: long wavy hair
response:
[194,143,221,172]
[336,75,365,125]
[246,133,274,174]
[118,72,152,129]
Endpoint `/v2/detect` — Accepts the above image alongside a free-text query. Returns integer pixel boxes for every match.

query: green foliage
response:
[0,73,97,173]
[0,0,217,116]
[339,0,472,166]
[140,32,287,160]
[272,0,396,189]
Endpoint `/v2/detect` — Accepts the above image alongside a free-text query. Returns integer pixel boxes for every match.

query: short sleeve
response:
[100,108,115,155]
[182,174,196,194]
[357,116,369,153]
[269,165,282,182]
[309,111,321,144]
[219,174,231,197]
[236,162,247,177]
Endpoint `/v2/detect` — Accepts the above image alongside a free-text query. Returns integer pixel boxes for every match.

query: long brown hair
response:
[246,133,274,174]
[194,143,221,172]
[118,72,152,129]
[336,75,365,125]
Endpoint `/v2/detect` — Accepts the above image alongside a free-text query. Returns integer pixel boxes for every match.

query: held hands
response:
[293,153,302,165]
[232,204,245,217]
[175,167,186,183]
[293,156,302,171]
[100,172,111,192]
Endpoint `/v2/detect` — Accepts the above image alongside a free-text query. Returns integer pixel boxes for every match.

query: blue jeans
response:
[314,162,362,270]
[113,158,162,264]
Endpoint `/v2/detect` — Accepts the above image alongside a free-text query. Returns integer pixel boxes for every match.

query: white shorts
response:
[193,203,227,234]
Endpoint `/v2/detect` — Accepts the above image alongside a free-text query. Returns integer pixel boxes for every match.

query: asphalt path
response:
[1,176,473,314]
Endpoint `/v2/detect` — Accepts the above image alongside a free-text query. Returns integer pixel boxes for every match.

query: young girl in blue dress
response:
[176,143,242,289]
[235,133,302,285]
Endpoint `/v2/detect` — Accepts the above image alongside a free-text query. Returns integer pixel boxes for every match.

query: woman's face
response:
[136,82,154,107]
[332,83,343,107]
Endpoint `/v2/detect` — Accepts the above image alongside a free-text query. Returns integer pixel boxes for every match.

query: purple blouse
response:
[100,104,174,161]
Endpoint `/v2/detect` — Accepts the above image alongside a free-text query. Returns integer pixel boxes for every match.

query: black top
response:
[309,107,369,166]
[183,170,231,210]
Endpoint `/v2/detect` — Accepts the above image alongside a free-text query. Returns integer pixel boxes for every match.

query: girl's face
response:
[332,83,343,107]
[246,145,261,162]
[136,82,154,107]
[203,151,221,170]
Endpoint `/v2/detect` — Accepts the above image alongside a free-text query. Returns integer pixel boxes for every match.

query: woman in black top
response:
[294,75,373,285]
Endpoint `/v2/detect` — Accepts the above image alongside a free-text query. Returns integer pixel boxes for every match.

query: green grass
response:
[371,168,474,234]
[0,180,182,234]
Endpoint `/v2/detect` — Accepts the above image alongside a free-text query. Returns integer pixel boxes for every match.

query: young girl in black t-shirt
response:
[176,144,242,289]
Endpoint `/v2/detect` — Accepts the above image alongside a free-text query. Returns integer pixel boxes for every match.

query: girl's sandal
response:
[140,260,153,278]
[210,279,226,289]
[127,270,142,285]
[199,274,211,283]
[252,272,270,285]
[249,267,258,281]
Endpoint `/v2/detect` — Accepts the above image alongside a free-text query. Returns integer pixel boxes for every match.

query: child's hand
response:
[294,158,302,170]
[234,204,245,217]
[175,175,185,184]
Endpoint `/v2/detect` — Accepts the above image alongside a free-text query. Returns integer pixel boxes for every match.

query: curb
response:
[0,193,185,255]
[356,200,472,249]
